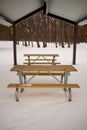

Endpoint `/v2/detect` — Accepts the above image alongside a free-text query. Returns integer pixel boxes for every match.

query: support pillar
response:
[73,24,77,65]
[13,24,17,65]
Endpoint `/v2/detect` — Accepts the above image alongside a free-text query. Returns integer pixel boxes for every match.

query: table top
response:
[10,65,77,72]
[24,54,59,57]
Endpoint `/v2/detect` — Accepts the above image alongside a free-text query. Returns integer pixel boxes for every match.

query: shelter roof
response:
[0,0,87,26]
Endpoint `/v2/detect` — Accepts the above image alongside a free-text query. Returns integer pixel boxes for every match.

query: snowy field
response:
[0,41,87,130]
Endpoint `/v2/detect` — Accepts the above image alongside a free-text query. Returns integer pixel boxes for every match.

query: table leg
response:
[64,72,72,101]
[63,72,69,92]
[23,75,26,83]
[15,72,24,101]
[18,72,24,93]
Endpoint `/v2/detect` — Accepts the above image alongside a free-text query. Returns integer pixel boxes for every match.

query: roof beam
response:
[14,6,44,24]
[0,13,14,24]
[48,13,76,25]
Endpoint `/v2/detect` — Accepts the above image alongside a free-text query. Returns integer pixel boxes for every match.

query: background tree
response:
[1,11,87,47]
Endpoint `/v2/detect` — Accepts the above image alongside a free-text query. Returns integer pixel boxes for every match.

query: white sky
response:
[0,41,87,130]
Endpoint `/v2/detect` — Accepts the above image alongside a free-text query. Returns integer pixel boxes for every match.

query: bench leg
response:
[18,72,24,93]
[15,88,19,102]
[61,75,64,84]
[68,88,72,101]
[20,75,26,93]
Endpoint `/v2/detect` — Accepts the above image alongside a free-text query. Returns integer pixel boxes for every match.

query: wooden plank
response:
[10,65,78,72]
[24,54,59,56]
[23,62,60,65]
[8,83,80,88]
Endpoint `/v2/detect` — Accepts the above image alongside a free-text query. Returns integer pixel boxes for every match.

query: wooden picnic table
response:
[23,53,60,65]
[10,64,77,87]
[10,65,77,86]
[8,65,79,101]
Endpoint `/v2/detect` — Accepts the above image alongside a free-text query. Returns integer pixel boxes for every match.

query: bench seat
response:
[22,71,65,75]
[8,83,80,88]
[7,83,80,102]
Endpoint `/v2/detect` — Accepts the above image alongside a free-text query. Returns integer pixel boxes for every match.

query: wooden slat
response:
[24,54,59,57]
[23,62,60,65]
[8,83,80,88]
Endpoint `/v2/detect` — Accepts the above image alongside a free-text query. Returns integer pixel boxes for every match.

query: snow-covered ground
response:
[0,41,87,130]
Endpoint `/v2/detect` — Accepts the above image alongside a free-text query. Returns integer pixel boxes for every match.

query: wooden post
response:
[13,24,17,65]
[73,24,77,65]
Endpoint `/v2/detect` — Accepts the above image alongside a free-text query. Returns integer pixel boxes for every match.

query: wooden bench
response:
[7,83,80,102]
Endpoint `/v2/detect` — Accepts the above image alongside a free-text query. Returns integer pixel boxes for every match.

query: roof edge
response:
[48,13,76,25]
[77,16,87,25]
[0,13,14,24]
[14,6,44,25]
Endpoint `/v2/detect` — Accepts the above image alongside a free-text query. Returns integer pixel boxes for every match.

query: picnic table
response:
[23,53,60,65]
[8,65,80,101]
